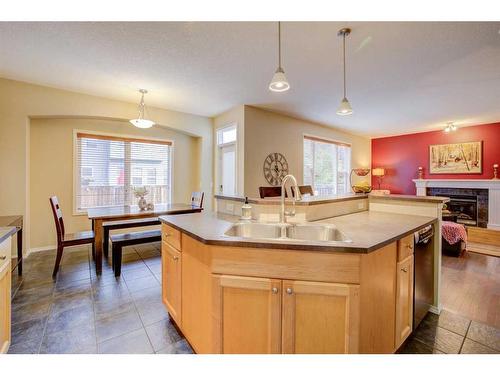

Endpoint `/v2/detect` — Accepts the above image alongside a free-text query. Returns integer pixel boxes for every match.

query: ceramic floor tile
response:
[125,275,159,293]
[98,328,154,354]
[413,320,465,353]
[466,321,500,351]
[10,317,47,346]
[95,308,143,343]
[11,299,51,325]
[460,338,498,354]
[45,303,95,334]
[11,284,54,306]
[145,318,183,352]
[40,325,97,354]
[8,338,41,354]
[156,339,194,354]
[435,310,471,336]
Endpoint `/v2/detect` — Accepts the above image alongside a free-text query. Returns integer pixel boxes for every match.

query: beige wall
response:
[0,78,213,255]
[213,105,245,196]
[243,106,371,197]
[30,118,198,249]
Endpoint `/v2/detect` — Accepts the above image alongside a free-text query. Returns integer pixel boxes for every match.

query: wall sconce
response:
[372,168,385,190]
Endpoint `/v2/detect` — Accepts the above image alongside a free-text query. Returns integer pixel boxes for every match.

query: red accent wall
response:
[371,122,500,195]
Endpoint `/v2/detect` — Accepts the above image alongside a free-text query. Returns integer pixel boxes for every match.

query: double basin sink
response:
[224,221,352,243]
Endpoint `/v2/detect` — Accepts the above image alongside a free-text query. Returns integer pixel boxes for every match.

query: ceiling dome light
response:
[336,28,353,116]
[130,89,155,129]
[444,122,457,133]
[269,22,290,92]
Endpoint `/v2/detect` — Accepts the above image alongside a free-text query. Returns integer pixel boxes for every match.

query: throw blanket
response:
[442,221,468,245]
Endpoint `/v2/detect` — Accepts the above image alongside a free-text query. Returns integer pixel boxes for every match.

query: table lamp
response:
[372,168,385,190]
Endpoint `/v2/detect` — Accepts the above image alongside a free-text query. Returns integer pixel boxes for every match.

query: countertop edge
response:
[215,194,368,206]
[159,216,437,254]
[0,226,18,245]
[369,194,450,203]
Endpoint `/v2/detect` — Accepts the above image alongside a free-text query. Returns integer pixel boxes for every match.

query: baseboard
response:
[487,224,500,231]
[429,305,441,315]
[27,245,56,257]
[468,227,500,246]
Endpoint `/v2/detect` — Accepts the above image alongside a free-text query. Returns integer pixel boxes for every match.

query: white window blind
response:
[303,135,351,196]
[75,132,172,212]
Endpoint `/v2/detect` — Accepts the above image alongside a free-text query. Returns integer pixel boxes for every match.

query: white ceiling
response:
[0,22,499,137]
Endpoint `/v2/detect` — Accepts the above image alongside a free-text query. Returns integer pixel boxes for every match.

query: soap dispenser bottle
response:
[241,197,252,220]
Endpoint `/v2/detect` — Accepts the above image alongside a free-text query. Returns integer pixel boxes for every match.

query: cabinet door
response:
[395,255,414,349]
[282,280,360,354]
[213,275,281,354]
[0,263,11,354]
[161,241,182,326]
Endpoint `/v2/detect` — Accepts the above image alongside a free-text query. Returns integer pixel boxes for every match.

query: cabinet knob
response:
[406,244,413,249]
[401,268,408,273]
[173,256,179,261]
[0,255,6,260]
[286,287,293,295]
[271,287,278,294]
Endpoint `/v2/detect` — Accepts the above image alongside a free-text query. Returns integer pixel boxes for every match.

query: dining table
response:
[87,203,203,274]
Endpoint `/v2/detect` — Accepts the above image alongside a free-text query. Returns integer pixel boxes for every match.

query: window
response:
[75,132,172,212]
[303,135,351,196]
[216,124,237,195]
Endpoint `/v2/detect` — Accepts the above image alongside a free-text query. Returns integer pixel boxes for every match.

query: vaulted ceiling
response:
[0,21,499,137]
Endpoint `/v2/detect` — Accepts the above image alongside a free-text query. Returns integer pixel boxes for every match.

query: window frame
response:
[215,123,238,196]
[302,133,352,196]
[72,129,174,215]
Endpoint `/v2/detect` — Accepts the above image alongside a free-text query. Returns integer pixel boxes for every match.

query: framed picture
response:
[429,141,482,174]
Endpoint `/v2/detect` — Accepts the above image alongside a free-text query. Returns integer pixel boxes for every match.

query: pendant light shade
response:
[269,67,290,92]
[130,89,155,129]
[269,22,290,92]
[337,97,353,116]
[336,28,353,116]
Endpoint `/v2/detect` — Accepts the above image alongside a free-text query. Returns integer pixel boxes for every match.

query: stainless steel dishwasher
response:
[413,225,435,328]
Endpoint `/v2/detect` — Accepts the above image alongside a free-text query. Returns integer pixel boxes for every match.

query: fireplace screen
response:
[448,196,478,226]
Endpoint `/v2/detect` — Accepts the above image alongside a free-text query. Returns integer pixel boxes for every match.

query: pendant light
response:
[444,122,457,133]
[130,89,155,129]
[336,28,353,116]
[269,21,290,92]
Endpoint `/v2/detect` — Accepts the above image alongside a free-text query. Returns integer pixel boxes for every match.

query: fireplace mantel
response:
[413,179,500,230]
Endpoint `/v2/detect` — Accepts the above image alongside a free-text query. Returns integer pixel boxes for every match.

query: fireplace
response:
[427,187,488,228]
[447,195,478,226]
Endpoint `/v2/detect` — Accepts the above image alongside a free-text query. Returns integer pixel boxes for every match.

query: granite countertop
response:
[369,194,450,203]
[159,211,436,254]
[0,227,18,245]
[215,194,367,206]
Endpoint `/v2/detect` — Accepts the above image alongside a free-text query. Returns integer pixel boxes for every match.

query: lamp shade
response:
[372,168,385,176]
[269,68,290,92]
[336,97,353,116]
[129,119,155,129]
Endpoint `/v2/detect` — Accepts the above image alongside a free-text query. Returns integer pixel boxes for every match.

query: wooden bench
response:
[110,230,161,276]
[103,217,160,258]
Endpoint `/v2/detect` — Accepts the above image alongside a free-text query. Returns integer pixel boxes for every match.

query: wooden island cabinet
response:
[161,223,416,354]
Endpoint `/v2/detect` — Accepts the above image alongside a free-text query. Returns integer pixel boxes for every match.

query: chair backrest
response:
[191,191,204,209]
[291,185,314,198]
[259,186,287,199]
[49,196,65,243]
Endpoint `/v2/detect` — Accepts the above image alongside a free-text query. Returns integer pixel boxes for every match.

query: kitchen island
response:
[159,209,438,354]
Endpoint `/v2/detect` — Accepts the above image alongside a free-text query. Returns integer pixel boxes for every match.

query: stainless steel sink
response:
[286,223,351,242]
[224,222,285,239]
[224,222,351,243]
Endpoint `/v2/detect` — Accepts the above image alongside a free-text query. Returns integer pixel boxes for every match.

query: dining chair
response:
[191,191,204,209]
[291,185,314,198]
[49,196,95,277]
[259,186,287,199]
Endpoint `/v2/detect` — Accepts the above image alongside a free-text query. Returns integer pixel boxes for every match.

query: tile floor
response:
[399,309,499,354]
[8,243,500,354]
[8,243,193,354]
